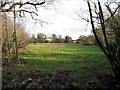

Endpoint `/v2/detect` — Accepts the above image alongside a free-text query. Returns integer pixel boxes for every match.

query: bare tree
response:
[1,12,11,62]
[87,0,120,86]
[0,0,54,64]
[1,13,30,63]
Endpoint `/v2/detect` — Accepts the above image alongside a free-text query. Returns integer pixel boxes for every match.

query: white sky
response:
[11,0,119,39]
[21,0,92,39]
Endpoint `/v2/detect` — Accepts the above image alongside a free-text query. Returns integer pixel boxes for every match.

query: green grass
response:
[3,43,113,82]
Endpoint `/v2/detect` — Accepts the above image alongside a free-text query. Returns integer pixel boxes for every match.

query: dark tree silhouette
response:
[87,0,120,86]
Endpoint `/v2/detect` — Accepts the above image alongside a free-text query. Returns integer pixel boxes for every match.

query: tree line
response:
[29,33,97,45]
[29,33,73,43]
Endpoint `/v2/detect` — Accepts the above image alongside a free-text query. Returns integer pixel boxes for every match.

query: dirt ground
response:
[2,58,119,89]
[2,70,119,90]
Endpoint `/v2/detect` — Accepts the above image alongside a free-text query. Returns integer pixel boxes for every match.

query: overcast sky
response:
[12,0,119,39]
[19,0,92,39]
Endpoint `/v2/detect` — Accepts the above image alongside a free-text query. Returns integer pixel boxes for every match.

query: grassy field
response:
[3,43,113,87]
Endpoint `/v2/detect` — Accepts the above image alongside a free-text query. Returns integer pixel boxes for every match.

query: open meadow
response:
[3,43,113,88]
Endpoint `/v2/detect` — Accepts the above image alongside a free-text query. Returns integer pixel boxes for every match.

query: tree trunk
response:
[13,6,20,64]
[87,0,120,86]
[4,13,11,62]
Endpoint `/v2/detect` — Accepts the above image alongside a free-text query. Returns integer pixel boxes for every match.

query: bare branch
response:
[76,12,89,22]
[0,1,45,12]
[18,9,38,16]
[87,0,109,57]
[105,3,120,21]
